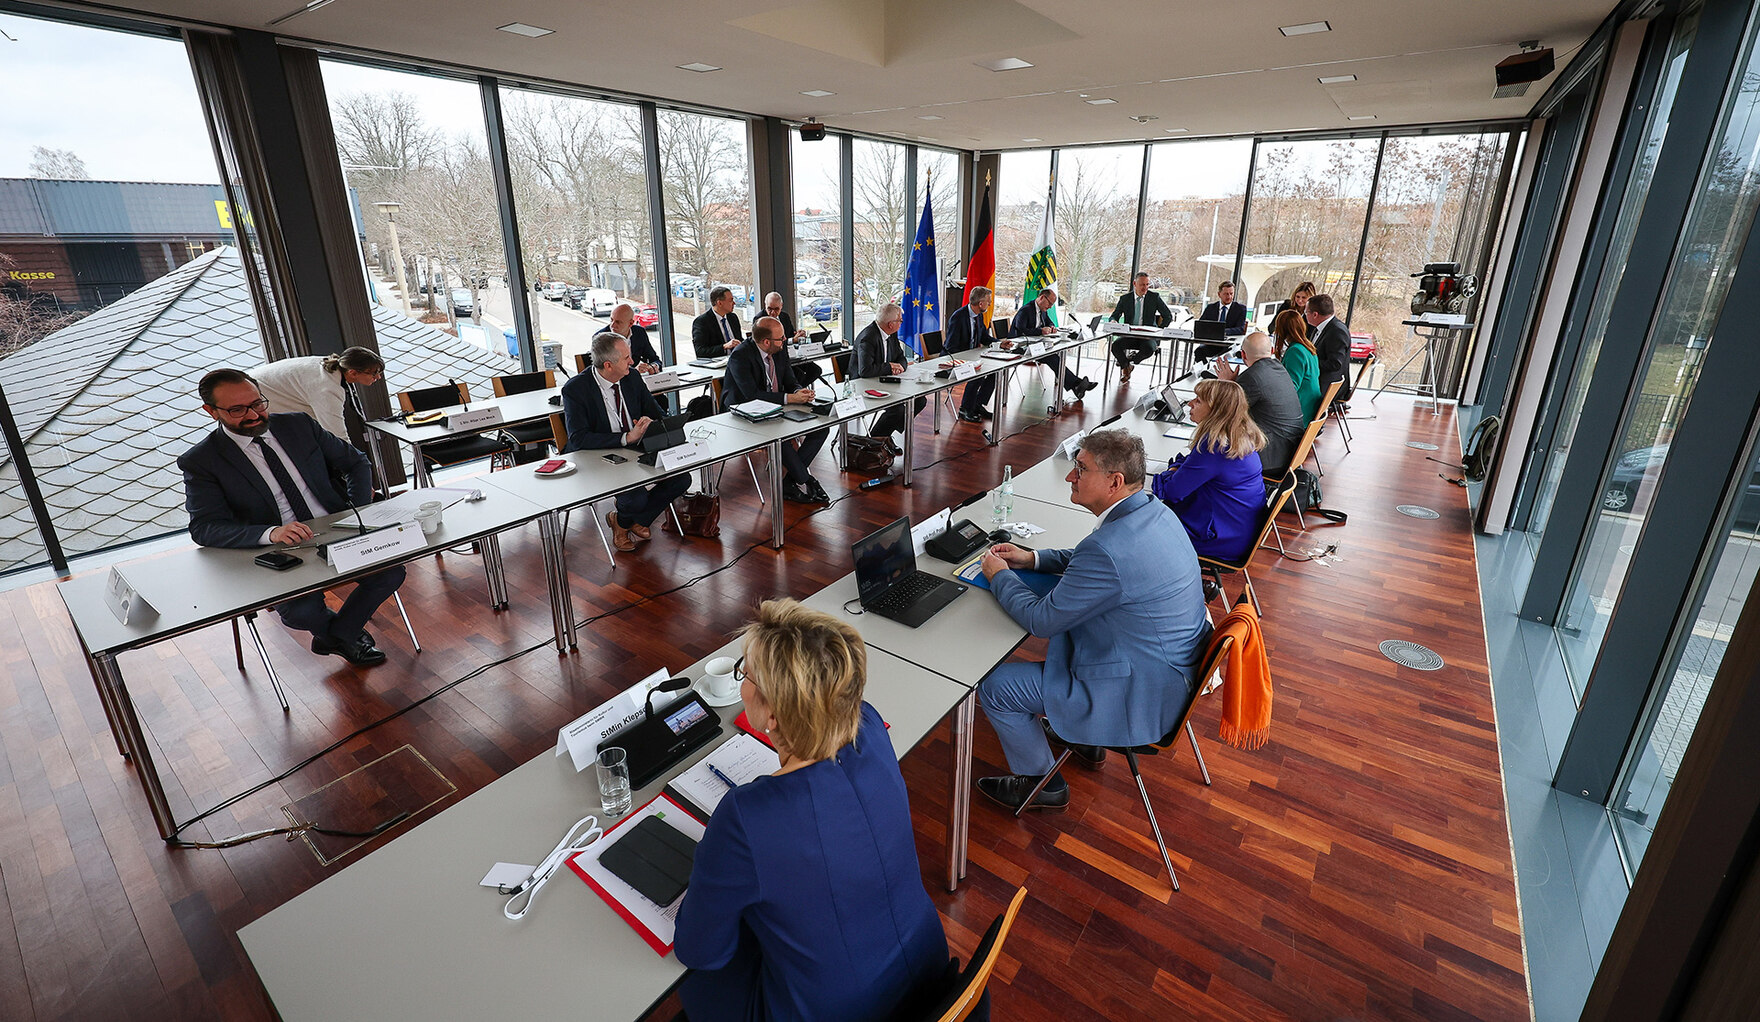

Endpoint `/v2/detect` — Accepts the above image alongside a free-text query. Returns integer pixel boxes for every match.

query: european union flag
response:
[899,192,939,356]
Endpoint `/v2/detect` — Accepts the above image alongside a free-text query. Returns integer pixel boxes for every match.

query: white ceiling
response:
[130,0,1615,148]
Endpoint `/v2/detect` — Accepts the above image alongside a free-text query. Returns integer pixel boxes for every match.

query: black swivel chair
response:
[492,370,559,461]
[396,383,515,475]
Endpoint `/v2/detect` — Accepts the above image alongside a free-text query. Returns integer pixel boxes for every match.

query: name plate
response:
[832,394,866,418]
[793,341,825,359]
[104,566,157,626]
[642,370,681,390]
[951,361,979,381]
[656,441,708,473]
[556,668,670,772]
[449,406,505,432]
[1058,428,1089,460]
[329,522,427,573]
[1025,340,1051,358]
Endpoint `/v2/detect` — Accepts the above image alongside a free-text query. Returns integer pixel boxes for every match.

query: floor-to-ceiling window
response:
[1139,138,1253,320]
[0,11,286,574]
[791,130,844,336]
[656,109,757,343]
[919,147,959,278]
[1240,137,1379,327]
[851,138,910,319]
[994,150,1053,320]
[1053,145,1143,323]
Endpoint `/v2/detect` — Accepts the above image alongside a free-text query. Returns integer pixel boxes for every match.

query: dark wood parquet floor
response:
[0,372,1526,1021]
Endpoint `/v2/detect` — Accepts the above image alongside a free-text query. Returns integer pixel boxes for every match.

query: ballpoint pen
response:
[708,764,737,789]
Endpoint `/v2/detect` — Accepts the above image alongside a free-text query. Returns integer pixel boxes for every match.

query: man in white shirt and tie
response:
[1106,272,1175,383]
[691,286,745,359]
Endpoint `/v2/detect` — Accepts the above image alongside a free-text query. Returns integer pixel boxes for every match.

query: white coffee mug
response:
[703,656,739,702]
[413,508,441,535]
[419,500,444,526]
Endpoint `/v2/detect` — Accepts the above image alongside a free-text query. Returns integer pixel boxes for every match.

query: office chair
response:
[396,383,516,475]
[917,886,1028,1022]
[919,329,958,432]
[1012,633,1238,890]
[1197,473,1298,615]
[492,370,560,455]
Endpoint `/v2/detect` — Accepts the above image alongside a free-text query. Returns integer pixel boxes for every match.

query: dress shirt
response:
[225,427,331,545]
[1032,491,1133,570]
[595,368,631,432]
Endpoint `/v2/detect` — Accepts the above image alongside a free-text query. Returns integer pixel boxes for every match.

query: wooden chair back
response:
[492,370,555,397]
[547,412,567,452]
[1267,418,1327,483]
[1315,377,1343,419]
[928,886,1028,1022]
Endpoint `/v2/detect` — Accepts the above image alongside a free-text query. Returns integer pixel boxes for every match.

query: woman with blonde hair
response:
[1276,280,1316,319]
[1151,379,1267,561]
[674,599,949,1022]
[1273,307,1323,423]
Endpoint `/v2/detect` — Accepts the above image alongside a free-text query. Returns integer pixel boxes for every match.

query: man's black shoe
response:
[807,480,831,503]
[783,482,818,504]
[977,408,994,420]
[1202,579,1223,603]
[977,774,1069,812]
[312,631,388,667]
[1041,717,1106,769]
[958,410,984,423]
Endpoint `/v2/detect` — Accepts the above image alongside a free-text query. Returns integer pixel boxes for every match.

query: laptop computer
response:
[852,516,966,627]
[1193,319,1228,342]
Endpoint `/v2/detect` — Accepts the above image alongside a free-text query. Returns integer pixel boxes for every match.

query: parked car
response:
[633,305,660,328]
[541,281,570,302]
[585,289,619,316]
[712,282,750,304]
[803,296,842,321]
[448,288,475,316]
[1350,331,1376,361]
[564,285,589,309]
[1602,444,1760,527]
[670,274,704,298]
[799,274,832,297]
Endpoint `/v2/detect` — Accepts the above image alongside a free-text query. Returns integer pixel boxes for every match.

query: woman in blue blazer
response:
[674,600,949,1022]
[1152,379,1267,562]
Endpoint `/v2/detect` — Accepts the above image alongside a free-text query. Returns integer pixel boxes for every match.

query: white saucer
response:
[534,460,577,477]
[696,678,742,707]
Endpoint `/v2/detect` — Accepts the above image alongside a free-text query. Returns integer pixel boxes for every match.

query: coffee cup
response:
[703,656,739,703]
[419,500,444,525]
[413,507,441,535]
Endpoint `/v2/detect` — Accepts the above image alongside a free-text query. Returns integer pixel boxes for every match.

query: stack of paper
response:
[732,399,784,420]
[667,733,781,819]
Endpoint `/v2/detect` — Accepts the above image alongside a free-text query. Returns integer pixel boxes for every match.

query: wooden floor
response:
[0,374,1526,1022]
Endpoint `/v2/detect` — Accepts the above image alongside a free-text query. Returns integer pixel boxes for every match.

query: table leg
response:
[97,653,177,839]
[481,533,509,609]
[946,691,975,891]
[902,408,915,488]
[83,641,129,757]
[769,441,785,549]
[538,512,576,652]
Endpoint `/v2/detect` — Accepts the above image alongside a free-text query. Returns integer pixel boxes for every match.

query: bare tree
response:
[656,111,747,285]
[28,147,89,180]
[1054,159,1137,315]
[851,142,908,309]
[0,256,79,358]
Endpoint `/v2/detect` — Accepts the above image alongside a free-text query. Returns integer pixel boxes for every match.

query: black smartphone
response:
[602,453,628,464]
[254,551,302,571]
[879,375,902,384]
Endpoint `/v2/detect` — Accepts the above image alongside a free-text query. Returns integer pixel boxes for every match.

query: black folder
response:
[599,815,698,906]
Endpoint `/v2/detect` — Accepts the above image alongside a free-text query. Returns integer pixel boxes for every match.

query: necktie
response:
[721,316,733,344]
[611,382,629,431]
[254,437,314,522]
[765,353,778,391]
[1135,296,1143,326]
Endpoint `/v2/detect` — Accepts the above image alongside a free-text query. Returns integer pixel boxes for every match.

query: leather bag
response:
[663,491,721,537]
[844,434,896,475]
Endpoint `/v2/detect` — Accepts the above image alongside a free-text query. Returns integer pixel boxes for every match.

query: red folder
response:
[566,792,695,956]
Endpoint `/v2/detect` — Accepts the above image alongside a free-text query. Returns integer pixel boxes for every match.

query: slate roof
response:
[0,246,517,573]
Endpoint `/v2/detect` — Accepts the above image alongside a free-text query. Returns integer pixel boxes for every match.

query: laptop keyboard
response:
[869,572,943,614]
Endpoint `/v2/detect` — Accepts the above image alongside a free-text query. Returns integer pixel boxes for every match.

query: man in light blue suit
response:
[975,429,1211,810]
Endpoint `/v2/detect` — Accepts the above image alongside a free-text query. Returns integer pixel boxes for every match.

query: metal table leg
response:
[902,409,915,488]
[538,512,576,652]
[480,533,509,609]
[946,691,975,890]
[768,440,785,549]
[81,640,129,757]
[96,653,177,840]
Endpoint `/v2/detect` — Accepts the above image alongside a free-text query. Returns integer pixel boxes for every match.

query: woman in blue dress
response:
[674,600,950,1022]
[1151,379,1267,562]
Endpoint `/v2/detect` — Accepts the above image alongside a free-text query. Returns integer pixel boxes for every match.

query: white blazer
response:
[250,356,351,440]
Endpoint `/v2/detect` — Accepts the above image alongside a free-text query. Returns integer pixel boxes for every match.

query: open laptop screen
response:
[852,516,915,604]
[1193,319,1227,341]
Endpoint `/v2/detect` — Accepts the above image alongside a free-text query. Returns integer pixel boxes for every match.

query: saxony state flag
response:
[1022,184,1058,326]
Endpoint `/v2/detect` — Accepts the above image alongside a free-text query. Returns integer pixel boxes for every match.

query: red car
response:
[634,305,659,328]
[1350,331,1376,361]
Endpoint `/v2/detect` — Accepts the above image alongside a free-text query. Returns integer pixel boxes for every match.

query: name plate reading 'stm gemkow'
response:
[448,406,505,432]
[328,523,427,573]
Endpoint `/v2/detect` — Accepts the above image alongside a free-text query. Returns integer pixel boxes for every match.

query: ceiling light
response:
[1348,114,1377,121]
[1318,74,1356,84]
[1279,21,1332,36]
[266,0,337,27]
[801,89,835,98]
[917,114,944,121]
[1164,128,1189,133]
[497,22,554,38]
[677,62,722,73]
[975,57,1034,72]
[1085,98,1117,105]
[1129,115,1159,123]
[1022,137,1043,142]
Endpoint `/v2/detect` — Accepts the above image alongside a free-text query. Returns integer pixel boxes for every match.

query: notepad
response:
[954,554,1060,595]
[667,733,781,819]
[732,399,784,421]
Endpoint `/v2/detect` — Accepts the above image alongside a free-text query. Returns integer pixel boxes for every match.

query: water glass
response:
[990,488,1009,526]
[596,747,632,816]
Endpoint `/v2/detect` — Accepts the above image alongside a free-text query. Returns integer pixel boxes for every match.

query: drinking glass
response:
[596,747,632,816]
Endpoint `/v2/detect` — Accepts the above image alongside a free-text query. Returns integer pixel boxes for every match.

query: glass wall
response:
[1557,24,1760,686]
[1053,145,1142,322]
[993,149,1053,319]
[1529,13,1700,552]
[1140,138,1253,320]
[498,86,654,369]
[851,138,910,319]
[1356,131,1510,377]
[1240,137,1379,328]
[791,131,844,336]
[0,12,282,574]
[919,147,960,279]
[656,109,757,342]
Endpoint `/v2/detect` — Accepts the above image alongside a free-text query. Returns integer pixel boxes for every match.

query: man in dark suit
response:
[947,286,998,423]
[690,285,743,359]
[724,316,830,503]
[178,369,405,667]
[1196,280,1249,361]
[1009,288,1094,399]
[852,302,926,440]
[608,302,663,371]
[1107,272,1175,382]
[1217,331,1306,472]
[762,291,803,341]
[561,333,693,552]
[1305,292,1353,403]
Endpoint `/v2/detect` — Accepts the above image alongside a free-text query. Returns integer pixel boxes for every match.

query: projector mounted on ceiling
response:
[799,119,827,141]
[1494,43,1554,98]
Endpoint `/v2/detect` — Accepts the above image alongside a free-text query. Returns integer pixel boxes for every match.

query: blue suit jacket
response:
[944,304,991,353]
[178,413,371,549]
[1154,447,1267,562]
[1200,301,1249,333]
[989,490,1211,747]
[559,369,666,452]
[1008,302,1051,339]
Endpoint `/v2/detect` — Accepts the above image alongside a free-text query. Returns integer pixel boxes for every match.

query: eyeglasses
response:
[218,398,268,417]
[1071,458,1121,481]
[732,656,748,683]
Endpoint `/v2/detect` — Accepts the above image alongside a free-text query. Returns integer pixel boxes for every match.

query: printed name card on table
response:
[448,406,505,432]
[328,522,427,573]
[1058,428,1089,460]
[832,394,866,418]
[104,566,157,626]
[656,441,709,473]
[793,341,825,359]
[951,362,979,381]
[556,667,671,772]
[642,370,681,391]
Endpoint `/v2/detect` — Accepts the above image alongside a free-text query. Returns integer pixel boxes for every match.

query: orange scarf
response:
[1213,599,1273,750]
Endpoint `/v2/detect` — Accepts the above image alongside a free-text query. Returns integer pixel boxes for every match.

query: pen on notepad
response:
[708,764,737,789]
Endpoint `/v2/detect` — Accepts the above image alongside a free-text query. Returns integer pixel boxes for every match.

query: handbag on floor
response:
[844,434,896,475]
[663,491,721,537]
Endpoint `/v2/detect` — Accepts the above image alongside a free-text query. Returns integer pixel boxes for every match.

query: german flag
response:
[962,183,995,309]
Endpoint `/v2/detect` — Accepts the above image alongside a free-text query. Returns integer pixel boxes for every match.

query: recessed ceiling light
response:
[1129,114,1159,123]
[1085,98,1117,105]
[975,57,1033,72]
[801,89,835,98]
[1318,74,1357,84]
[497,22,554,38]
[1164,128,1189,133]
[917,114,944,121]
[1279,21,1332,36]
[678,62,722,73]
[1348,114,1377,121]
[1022,137,1043,142]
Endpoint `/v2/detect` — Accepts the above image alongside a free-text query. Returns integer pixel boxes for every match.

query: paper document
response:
[352,487,473,528]
[954,553,1059,595]
[732,399,783,419]
[669,733,782,819]
[567,794,706,955]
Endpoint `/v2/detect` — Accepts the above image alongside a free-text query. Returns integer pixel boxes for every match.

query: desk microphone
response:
[452,378,468,410]
[644,676,694,718]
